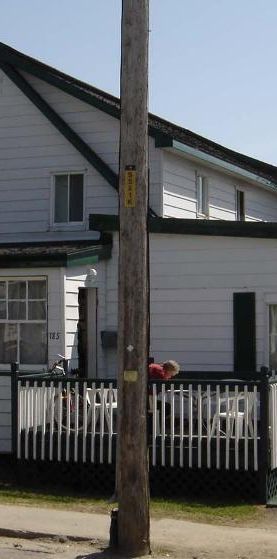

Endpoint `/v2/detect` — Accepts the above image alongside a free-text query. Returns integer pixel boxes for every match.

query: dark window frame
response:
[236,189,245,221]
[54,173,84,224]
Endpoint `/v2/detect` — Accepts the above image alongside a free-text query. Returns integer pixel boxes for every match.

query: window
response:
[54,174,84,224]
[0,279,47,365]
[196,175,209,217]
[236,190,245,221]
[269,305,277,369]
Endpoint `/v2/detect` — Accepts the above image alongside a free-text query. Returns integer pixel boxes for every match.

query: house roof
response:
[0,238,112,267]
[0,42,277,186]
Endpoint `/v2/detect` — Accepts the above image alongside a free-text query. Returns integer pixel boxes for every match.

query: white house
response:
[1,42,277,378]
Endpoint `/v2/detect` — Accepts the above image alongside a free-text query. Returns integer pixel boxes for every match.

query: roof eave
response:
[0,237,112,268]
[155,135,277,191]
[89,213,277,239]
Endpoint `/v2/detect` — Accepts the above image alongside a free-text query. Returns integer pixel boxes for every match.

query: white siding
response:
[105,235,119,378]
[3,62,277,380]
[149,234,277,371]
[0,70,162,232]
[101,233,277,374]
[0,240,275,378]
[0,71,81,237]
[23,73,162,216]
[64,263,107,377]
[2,66,277,231]
[21,71,121,174]
[149,141,163,215]
[0,69,120,240]
[0,375,11,453]
[163,150,277,221]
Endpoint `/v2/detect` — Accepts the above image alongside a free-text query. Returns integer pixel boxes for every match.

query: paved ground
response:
[0,504,277,558]
[0,536,95,558]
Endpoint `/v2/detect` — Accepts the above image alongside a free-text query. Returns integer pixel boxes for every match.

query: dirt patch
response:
[151,516,277,559]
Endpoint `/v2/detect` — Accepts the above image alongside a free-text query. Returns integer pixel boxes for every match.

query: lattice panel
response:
[16,460,116,495]
[11,460,262,502]
[149,466,260,501]
[267,468,277,502]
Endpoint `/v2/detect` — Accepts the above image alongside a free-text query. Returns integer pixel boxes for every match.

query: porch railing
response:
[15,375,265,471]
[17,379,117,464]
[149,380,260,471]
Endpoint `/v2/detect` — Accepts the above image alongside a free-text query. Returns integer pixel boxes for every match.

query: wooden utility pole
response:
[116,0,150,556]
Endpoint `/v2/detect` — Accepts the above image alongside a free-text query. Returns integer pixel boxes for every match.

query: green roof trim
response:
[0,43,121,121]
[0,255,65,268]
[155,134,173,148]
[0,239,112,268]
[0,43,157,141]
[67,244,112,267]
[67,254,99,267]
[90,213,277,239]
[90,214,119,232]
[0,62,118,191]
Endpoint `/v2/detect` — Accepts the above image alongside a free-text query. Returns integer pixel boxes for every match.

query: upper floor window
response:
[196,175,209,217]
[236,189,245,221]
[54,173,84,224]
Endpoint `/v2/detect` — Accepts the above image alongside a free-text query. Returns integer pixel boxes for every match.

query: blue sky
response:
[1,1,277,164]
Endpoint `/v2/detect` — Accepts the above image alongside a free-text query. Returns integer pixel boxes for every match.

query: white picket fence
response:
[17,379,262,471]
[150,383,260,471]
[17,380,117,464]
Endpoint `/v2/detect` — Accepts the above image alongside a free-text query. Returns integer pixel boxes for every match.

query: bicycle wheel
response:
[54,391,90,432]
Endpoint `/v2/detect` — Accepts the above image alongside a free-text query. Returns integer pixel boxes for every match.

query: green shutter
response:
[233,292,256,373]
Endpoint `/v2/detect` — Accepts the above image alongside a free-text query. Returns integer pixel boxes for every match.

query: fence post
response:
[11,362,19,458]
[62,359,68,374]
[259,366,270,503]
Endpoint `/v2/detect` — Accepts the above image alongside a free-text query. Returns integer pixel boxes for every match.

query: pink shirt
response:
[149,363,172,380]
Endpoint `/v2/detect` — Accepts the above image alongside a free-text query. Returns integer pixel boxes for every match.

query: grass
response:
[150,497,259,524]
[0,485,110,513]
[0,483,261,525]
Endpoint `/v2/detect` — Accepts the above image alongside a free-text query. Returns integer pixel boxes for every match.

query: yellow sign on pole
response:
[124,165,136,207]
[123,370,138,382]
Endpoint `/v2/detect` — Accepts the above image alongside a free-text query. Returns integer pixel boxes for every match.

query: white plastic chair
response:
[210,391,255,438]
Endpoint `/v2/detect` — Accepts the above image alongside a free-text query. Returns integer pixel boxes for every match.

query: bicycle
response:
[50,359,89,432]
[48,355,67,377]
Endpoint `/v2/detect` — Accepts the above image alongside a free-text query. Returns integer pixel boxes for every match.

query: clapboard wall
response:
[22,72,162,217]
[163,150,277,222]
[0,68,162,244]
[101,232,277,375]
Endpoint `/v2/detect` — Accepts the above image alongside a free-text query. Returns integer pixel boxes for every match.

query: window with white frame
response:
[269,305,277,369]
[54,173,84,224]
[236,189,245,221]
[0,279,47,365]
[196,175,209,217]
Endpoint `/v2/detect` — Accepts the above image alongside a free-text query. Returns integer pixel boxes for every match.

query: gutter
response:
[171,140,277,192]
